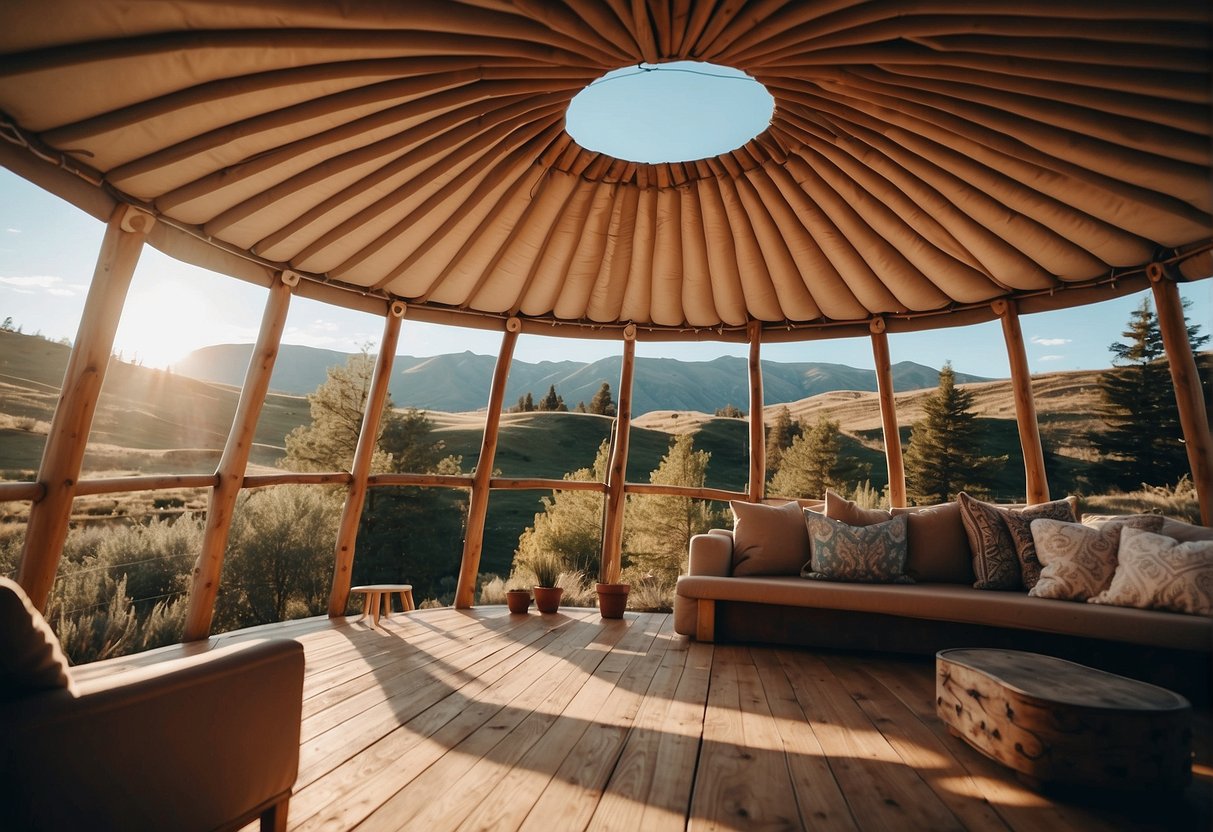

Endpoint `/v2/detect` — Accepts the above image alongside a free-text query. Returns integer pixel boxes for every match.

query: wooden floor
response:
[79,607,1211,831]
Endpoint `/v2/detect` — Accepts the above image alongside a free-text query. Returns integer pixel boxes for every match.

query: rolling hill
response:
[175,343,991,416]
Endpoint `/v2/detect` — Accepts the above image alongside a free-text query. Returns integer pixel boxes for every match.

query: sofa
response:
[673,494,1213,701]
[0,578,305,832]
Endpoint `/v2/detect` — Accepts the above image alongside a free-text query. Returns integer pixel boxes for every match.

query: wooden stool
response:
[937,648,1192,791]
[350,584,415,627]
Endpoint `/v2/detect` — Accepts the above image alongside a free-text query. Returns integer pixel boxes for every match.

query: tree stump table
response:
[936,648,1191,791]
[350,584,415,627]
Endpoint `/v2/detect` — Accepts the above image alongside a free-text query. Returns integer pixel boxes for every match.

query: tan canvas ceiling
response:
[0,1,1210,340]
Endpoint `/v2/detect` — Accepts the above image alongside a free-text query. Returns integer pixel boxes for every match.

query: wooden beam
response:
[600,327,637,584]
[328,302,405,617]
[183,273,293,640]
[695,599,716,642]
[454,319,520,608]
[747,320,765,502]
[489,477,606,492]
[17,205,153,612]
[368,472,473,488]
[623,483,749,502]
[870,320,906,507]
[994,300,1050,504]
[1150,270,1213,524]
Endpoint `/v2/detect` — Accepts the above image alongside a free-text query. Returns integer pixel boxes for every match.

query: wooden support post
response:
[994,300,1050,504]
[454,319,520,608]
[328,302,405,617]
[1150,268,1213,525]
[600,326,637,584]
[17,205,153,612]
[183,272,294,640]
[870,319,906,508]
[747,320,765,502]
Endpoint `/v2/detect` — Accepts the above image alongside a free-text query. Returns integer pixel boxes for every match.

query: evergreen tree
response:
[282,350,390,472]
[523,391,535,412]
[768,415,840,498]
[1092,298,1209,490]
[715,404,745,418]
[626,434,721,584]
[513,440,610,579]
[538,385,562,411]
[764,405,801,479]
[574,401,587,413]
[589,383,616,416]
[903,363,1003,503]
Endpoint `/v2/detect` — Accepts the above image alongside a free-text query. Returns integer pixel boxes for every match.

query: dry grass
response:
[1082,478,1202,524]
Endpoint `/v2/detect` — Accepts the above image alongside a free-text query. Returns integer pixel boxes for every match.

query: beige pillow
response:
[891,502,974,584]
[730,500,811,577]
[1089,528,1213,616]
[824,490,890,526]
[1030,516,1166,601]
[957,493,1078,590]
[0,577,75,700]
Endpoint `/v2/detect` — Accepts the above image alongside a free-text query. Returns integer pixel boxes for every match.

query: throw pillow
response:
[802,511,913,584]
[730,499,811,576]
[1089,527,1213,616]
[957,493,1078,590]
[0,577,75,700]
[1029,515,1166,601]
[824,490,891,525]
[890,502,974,584]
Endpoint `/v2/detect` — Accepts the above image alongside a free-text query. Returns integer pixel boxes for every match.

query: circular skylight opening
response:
[566,61,774,164]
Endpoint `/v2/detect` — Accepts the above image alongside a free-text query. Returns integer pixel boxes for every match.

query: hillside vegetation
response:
[0,329,1122,575]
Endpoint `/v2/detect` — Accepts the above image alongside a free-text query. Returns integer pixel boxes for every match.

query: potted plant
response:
[530,553,565,614]
[505,580,531,615]
[595,568,630,619]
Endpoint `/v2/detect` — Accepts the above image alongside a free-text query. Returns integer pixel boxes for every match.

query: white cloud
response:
[0,275,64,289]
[1030,335,1071,347]
[5,227,21,234]
[1038,354,1064,362]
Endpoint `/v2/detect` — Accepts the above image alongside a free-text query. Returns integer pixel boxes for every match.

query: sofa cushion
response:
[730,500,810,577]
[674,575,1212,651]
[803,511,913,584]
[958,493,1078,590]
[891,502,974,584]
[1090,527,1213,616]
[1084,514,1213,544]
[824,490,890,525]
[0,577,74,700]
[1029,515,1166,602]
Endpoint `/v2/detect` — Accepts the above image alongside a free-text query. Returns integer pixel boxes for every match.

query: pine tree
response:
[903,363,1003,503]
[768,414,840,498]
[522,392,535,412]
[513,440,610,579]
[282,350,391,472]
[1092,298,1209,490]
[764,405,802,479]
[625,434,721,584]
[538,384,561,411]
[715,404,745,418]
[589,382,616,416]
[574,401,587,413]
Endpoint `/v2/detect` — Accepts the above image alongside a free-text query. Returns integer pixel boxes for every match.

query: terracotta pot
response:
[505,589,531,615]
[533,585,563,614]
[596,583,630,619]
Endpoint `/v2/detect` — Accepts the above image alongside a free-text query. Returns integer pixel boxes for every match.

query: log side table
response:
[351,584,415,627]
[936,648,1192,791]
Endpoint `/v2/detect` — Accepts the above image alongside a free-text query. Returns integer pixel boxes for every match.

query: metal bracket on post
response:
[278,269,301,287]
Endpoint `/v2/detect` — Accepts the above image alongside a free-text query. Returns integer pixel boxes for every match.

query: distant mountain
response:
[174,345,993,416]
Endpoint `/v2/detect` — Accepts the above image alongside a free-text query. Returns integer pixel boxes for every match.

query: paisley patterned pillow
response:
[1089,527,1213,616]
[1029,515,1165,601]
[802,511,913,584]
[957,493,1077,591]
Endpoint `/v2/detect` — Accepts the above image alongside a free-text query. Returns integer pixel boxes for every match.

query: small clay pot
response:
[505,589,531,615]
[596,583,630,619]
[533,585,563,614]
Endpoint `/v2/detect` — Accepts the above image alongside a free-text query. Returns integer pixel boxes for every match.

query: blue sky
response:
[1,63,1208,377]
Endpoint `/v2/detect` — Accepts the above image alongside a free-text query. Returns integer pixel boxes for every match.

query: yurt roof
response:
[0,1,1210,342]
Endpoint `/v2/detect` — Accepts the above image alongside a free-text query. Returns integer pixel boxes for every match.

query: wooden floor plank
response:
[92,609,1206,832]
[748,649,858,831]
[777,649,967,831]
